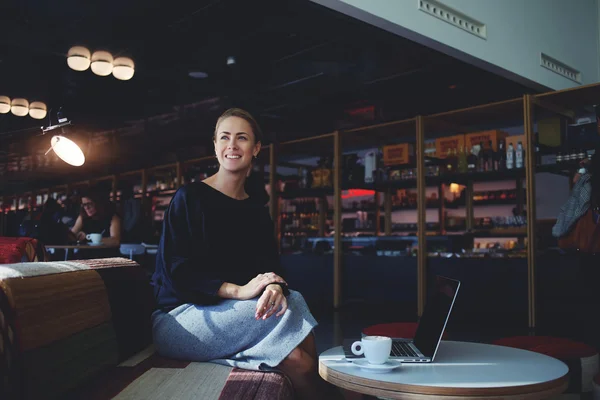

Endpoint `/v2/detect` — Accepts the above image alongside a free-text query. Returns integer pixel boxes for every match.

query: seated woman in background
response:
[71,188,121,246]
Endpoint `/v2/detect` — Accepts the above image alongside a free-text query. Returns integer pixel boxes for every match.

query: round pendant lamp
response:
[29,102,47,120]
[67,46,91,71]
[50,136,85,166]
[91,51,114,76]
[10,98,29,117]
[0,96,10,114]
[112,57,135,80]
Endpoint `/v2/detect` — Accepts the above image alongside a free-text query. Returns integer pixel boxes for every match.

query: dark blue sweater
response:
[151,182,283,310]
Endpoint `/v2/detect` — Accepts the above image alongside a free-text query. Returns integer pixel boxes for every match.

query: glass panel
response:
[422,98,528,325]
[532,84,600,332]
[423,98,527,258]
[278,135,334,256]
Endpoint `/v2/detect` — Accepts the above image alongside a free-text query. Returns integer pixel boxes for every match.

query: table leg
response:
[64,249,69,261]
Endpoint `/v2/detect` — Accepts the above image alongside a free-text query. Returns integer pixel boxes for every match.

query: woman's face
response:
[214,116,261,174]
[81,197,97,217]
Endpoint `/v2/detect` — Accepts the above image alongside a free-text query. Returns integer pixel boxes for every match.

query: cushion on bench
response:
[0,258,154,400]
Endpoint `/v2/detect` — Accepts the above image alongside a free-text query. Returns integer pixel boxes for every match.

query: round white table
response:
[319,341,569,399]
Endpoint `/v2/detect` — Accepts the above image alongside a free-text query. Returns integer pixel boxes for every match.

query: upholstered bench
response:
[493,336,599,399]
[0,258,293,400]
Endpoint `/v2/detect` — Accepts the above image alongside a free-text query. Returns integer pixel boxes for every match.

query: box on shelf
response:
[383,143,414,166]
[435,135,465,158]
[538,116,562,147]
[505,134,526,151]
[465,130,508,151]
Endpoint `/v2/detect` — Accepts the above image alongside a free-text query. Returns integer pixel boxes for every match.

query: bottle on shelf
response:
[497,140,506,170]
[478,141,486,172]
[445,148,455,174]
[515,141,524,169]
[506,143,515,169]
[467,146,477,173]
[485,140,494,171]
[570,148,578,164]
[457,145,468,173]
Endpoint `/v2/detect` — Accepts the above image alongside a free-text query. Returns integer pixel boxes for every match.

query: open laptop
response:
[344,275,460,363]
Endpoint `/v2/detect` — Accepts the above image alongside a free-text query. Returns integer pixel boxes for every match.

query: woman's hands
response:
[237,272,286,300]
[76,231,87,241]
[255,283,288,320]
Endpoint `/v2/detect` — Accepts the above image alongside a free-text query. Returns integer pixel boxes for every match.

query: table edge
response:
[319,361,569,397]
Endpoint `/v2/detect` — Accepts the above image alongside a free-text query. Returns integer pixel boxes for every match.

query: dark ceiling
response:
[0,0,537,194]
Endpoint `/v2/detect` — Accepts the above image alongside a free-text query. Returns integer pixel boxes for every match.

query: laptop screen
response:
[413,276,460,358]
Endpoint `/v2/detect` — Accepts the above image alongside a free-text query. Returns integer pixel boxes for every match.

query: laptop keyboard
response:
[392,341,419,358]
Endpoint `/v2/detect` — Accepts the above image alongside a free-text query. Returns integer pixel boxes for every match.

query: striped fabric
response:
[218,369,294,400]
[0,257,154,400]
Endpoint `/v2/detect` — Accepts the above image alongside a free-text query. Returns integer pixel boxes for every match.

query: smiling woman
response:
[150,108,341,400]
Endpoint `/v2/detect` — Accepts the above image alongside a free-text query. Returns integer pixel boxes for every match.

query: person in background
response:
[151,108,340,400]
[71,187,121,246]
[553,148,600,347]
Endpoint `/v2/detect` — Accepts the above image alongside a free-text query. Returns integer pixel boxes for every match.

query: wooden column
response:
[466,180,474,230]
[269,144,279,246]
[438,184,445,234]
[416,116,427,317]
[524,94,537,329]
[333,131,343,309]
[384,188,392,235]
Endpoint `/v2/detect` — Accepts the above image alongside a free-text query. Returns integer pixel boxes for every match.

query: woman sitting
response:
[151,108,339,400]
[71,188,121,246]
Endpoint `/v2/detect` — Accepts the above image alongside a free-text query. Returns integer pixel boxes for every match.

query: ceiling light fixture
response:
[91,51,114,76]
[67,46,91,71]
[28,101,47,120]
[226,56,236,66]
[112,57,135,80]
[10,98,29,117]
[0,96,10,114]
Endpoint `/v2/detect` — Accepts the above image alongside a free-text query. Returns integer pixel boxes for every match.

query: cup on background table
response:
[86,233,103,245]
[351,336,392,364]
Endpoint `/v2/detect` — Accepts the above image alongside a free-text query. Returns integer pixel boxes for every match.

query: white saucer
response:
[351,359,402,373]
[88,242,104,246]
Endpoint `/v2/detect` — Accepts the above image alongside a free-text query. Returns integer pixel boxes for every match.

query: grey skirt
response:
[151,290,318,370]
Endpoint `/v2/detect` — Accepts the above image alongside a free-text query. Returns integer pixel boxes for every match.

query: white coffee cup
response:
[86,233,103,244]
[351,335,392,364]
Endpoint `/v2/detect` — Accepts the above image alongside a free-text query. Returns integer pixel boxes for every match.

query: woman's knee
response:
[281,347,316,374]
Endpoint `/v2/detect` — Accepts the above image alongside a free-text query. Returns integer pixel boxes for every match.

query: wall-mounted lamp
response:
[47,135,85,166]
[67,46,91,71]
[42,112,85,167]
